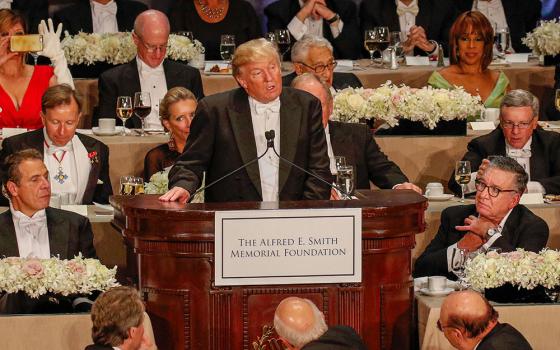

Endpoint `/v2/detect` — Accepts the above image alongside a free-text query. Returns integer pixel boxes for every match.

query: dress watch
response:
[326,13,340,24]
[486,228,498,238]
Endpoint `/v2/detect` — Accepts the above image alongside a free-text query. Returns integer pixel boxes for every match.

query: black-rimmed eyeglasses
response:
[474,179,518,197]
[501,117,535,129]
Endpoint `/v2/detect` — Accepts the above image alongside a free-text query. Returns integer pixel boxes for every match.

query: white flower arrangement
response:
[144,171,169,195]
[332,82,482,129]
[0,254,118,298]
[61,32,205,66]
[464,249,560,291]
[522,19,560,56]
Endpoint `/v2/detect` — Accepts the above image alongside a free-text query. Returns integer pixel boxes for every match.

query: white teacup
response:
[425,182,444,197]
[484,108,500,122]
[428,276,447,292]
[98,118,116,132]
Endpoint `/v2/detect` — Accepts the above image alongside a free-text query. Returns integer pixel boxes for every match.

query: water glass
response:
[220,34,235,63]
[336,165,354,199]
[335,156,346,171]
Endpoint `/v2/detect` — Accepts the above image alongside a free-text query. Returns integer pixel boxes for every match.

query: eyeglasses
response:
[298,60,338,73]
[474,179,518,197]
[138,37,168,53]
[501,117,535,129]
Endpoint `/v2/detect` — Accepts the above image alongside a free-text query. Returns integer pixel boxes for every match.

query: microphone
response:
[264,130,354,199]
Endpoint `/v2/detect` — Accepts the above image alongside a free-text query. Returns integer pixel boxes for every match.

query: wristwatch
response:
[326,13,340,24]
[486,227,498,239]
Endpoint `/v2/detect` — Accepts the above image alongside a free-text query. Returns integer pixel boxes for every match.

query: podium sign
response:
[215,208,362,286]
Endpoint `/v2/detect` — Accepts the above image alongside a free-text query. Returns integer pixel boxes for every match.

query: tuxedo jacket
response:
[329,120,408,189]
[0,128,113,205]
[12,0,48,34]
[264,0,362,59]
[282,72,363,90]
[478,323,533,350]
[84,345,114,350]
[97,59,204,128]
[53,0,148,35]
[448,128,560,195]
[169,87,332,202]
[302,325,367,350]
[456,0,541,53]
[413,204,549,279]
[360,0,457,56]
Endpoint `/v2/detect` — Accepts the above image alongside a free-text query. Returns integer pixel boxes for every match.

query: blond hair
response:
[232,38,280,76]
[159,87,197,122]
[0,9,25,34]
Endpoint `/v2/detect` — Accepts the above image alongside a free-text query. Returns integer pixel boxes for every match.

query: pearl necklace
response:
[198,0,225,19]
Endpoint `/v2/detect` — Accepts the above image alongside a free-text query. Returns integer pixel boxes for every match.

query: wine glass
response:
[495,26,510,58]
[364,27,389,67]
[177,31,194,42]
[274,29,291,63]
[389,31,406,59]
[116,96,133,136]
[336,165,354,200]
[455,160,471,203]
[133,92,152,136]
[554,89,560,112]
[220,34,235,64]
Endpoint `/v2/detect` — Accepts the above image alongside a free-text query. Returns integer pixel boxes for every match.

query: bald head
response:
[132,10,169,68]
[291,73,332,127]
[441,291,498,339]
[134,10,170,38]
[274,297,327,349]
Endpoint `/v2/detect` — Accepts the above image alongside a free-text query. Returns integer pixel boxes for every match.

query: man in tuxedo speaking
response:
[160,38,332,203]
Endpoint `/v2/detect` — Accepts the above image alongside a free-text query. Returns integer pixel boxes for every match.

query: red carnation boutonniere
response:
[88,151,99,165]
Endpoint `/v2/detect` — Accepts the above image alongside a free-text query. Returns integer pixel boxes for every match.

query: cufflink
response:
[97,179,104,185]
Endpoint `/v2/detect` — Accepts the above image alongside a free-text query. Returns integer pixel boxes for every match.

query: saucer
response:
[419,287,454,297]
[425,194,454,201]
[92,127,121,136]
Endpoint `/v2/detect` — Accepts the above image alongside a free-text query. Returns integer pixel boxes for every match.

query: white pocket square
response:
[97,179,104,185]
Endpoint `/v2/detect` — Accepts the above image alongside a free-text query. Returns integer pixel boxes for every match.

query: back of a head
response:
[442,291,498,339]
[274,297,328,348]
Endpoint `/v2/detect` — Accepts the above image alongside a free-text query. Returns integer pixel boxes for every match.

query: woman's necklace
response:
[197,0,225,19]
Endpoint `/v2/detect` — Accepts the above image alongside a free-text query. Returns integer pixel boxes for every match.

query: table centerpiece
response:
[522,19,560,66]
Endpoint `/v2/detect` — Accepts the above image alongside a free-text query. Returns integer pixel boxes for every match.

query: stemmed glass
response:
[133,92,152,136]
[556,89,560,112]
[220,34,235,64]
[455,161,472,203]
[116,96,133,136]
[364,27,389,67]
[495,26,510,58]
[177,31,194,41]
[389,31,406,59]
[274,29,291,63]
[336,165,354,200]
[335,156,346,170]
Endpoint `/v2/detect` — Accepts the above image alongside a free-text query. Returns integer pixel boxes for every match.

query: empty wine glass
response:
[336,165,354,200]
[364,27,389,67]
[389,31,406,59]
[220,34,235,64]
[455,160,471,203]
[274,29,291,63]
[116,96,133,136]
[133,92,152,136]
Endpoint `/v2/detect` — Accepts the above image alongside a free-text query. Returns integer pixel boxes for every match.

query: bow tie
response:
[46,143,73,155]
[255,100,281,115]
[91,1,117,16]
[17,213,46,239]
[507,149,531,158]
[396,3,419,16]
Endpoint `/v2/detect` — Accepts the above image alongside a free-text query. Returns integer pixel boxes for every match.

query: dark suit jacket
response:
[53,0,148,35]
[478,323,533,350]
[456,0,541,53]
[97,59,204,128]
[283,72,363,90]
[302,325,367,350]
[329,120,408,189]
[265,0,362,59]
[169,87,332,202]
[448,128,560,195]
[12,0,48,34]
[413,204,549,279]
[0,129,113,205]
[360,0,456,56]
[84,345,114,350]
[0,208,96,314]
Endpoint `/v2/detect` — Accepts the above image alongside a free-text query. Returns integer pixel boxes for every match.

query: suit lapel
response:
[163,60,177,89]
[116,0,127,32]
[0,211,20,257]
[382,1,400,32]
[46,208,69,259]
[500,205,520,241]
[278,91,301,193]
[529,132,547,181]
[25,129,46,152]
[328,121,355,165]
[79,2,94,33]
[126,60,142,95]
[501,0,514,29]
[229,89,262,197]
[75,134,98,204]
[415,0,432,34]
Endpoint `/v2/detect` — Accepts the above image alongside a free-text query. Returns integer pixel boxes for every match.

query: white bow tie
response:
[396,3,419,16]
[17,212,46,239]
[46,143,73,155]
[255,100,281,115]
[507,149,531,158]
[91,1,117,16]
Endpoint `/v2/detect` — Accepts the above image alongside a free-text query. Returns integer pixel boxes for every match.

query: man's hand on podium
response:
[159,186,191,204]
[394,182,423,194]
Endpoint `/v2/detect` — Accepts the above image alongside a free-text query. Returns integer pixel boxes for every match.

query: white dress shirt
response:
[287,0,344,41]
[324,124,337,175]
[90,0,119,34]
[136,57,167,130]
[249,96,281,202]
[473,0,514,53]
[10,204,50,259]
[0,0,12,9]
[396,0,418,36]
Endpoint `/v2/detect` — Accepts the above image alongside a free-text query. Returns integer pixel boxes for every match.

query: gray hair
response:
[500,89,539,119]
[291,72,333,103]
[487,156,528,193]
[291,34,333,63]
[274,298,328,348]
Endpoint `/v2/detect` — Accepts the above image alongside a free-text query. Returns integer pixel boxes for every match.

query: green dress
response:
[427,70,510,108]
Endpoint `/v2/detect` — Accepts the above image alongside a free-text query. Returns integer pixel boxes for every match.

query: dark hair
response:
[91,286,145,346]
[449,11,494,69]
[1,148,43,187]
[41,84,83,114]
[447,297,499,338]
[486,156,529,193]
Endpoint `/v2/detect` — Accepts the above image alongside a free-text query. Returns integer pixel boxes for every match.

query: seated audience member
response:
[440,290,533,350]
[283,35,362,91]
[274,296,366,349]
[2,0,48,34]
[545,64,560,121]
[0,10,74,129]
[169,0,261,61]
[86,286,150,350]
[415,156,549,280]
[160,39,331,204]
[53,0,147,35]
[265,0,361,59]
[143,87,197,181]
[98,9,204,130]
[456,0,541,53]
[449,90,560,196]
[360,0,456,56]
[0,85,112,205]
[291,73,421,194]
[428,11,509,109]
[0,149,96,314]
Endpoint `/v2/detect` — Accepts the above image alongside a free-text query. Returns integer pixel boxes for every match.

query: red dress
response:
[0,65,54,130]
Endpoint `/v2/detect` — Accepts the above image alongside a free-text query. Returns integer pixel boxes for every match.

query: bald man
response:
[274,297,366,350]
[97,9,204,129]
[439,291,532,350]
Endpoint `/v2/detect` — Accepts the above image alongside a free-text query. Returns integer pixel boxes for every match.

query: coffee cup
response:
[428,276,447,292]
[484,108,500,123]
[98,118,116,132]
[425,182,444,197]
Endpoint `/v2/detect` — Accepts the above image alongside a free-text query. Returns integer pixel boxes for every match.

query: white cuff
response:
[447,243,459,273]
[527,181,545,194]
[482,232,502,251]
[287,17,306,41]
[330,19,344,39]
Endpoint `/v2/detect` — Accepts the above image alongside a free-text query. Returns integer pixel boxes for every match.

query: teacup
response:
[425,182,444,197]
[483,108,500,122]
[428,276,447,292]
[98,118,116,132]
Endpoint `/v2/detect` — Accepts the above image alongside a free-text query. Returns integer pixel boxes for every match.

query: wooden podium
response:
[111,190,427,350]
